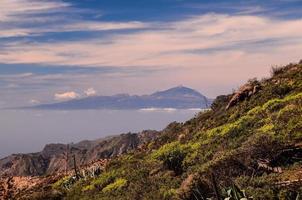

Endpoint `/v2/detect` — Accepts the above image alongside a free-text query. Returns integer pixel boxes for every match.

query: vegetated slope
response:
[7,62,302,200]
[0,130,158,177]
[31,86,211,110]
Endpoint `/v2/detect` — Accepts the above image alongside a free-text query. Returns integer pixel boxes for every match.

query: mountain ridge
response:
[0,130,159,177]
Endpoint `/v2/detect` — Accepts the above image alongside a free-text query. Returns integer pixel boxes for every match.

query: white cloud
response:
[54,91,80,101]
[84,88,97,96]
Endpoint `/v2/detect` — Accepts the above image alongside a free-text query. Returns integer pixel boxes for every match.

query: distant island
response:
[31,86,212,110]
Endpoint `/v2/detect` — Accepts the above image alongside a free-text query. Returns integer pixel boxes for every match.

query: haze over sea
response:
[0,109,199,158]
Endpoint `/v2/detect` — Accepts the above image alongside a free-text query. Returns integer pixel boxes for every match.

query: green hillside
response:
[36,62,302,200]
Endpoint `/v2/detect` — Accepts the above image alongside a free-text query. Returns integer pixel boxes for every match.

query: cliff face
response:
[0,130,159,177]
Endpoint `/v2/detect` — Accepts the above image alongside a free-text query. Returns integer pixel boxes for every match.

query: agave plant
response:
[224,184,252,200]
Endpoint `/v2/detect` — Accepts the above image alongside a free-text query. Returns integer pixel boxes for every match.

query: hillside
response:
[32,86,211,110]
[1,61,302,200]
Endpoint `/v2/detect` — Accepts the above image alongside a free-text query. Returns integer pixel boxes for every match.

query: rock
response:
[226,80,261,109]
[178,134,186,143]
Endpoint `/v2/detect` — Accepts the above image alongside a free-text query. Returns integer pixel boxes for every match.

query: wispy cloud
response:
[0,0,148,38]
[1,14,302,69]
[0,0,70,21]
[61,21,147,32]
[0,72,34,79]
[0,0,69,38]
[1,1,301,70]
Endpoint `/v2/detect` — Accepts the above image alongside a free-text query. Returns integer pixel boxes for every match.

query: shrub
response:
[52,176,77,190]
[160,188,177,200]
[91,170,118,189]
[152,142,188,175]
[211,95,229,111]
[271,65,285,76]
[271,84,291,97]
[102,178,128,193]
[82,185,95,192]
[278,189,300,200]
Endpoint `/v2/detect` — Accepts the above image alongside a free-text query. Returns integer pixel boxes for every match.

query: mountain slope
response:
[32,86,211,110]
[2,61,302,200]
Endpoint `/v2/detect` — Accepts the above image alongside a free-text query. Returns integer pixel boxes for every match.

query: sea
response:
[0,108,201,158]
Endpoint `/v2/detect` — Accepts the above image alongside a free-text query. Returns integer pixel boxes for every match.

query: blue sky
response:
[1,0,302,107]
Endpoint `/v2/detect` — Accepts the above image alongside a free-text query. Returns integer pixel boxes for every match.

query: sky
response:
[1,0,302,107]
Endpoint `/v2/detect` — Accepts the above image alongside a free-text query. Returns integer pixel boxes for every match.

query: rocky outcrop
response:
[226,80,261,109]
[0,130,159,177]
[0,174,64,200]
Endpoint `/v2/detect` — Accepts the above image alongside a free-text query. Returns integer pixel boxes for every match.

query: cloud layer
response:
[1,13,301,69]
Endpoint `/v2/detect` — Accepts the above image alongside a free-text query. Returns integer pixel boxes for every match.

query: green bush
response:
[102,178,128,193]
[152,142,187,174]
[91,170,119,189]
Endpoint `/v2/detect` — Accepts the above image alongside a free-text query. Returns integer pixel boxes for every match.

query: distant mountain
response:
[32,86,212,110]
